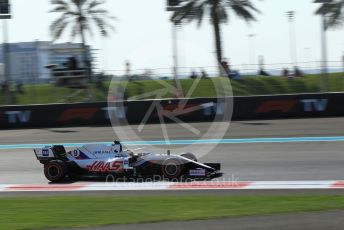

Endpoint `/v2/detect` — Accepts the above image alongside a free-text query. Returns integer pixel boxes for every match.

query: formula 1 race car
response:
[34,141,222,182]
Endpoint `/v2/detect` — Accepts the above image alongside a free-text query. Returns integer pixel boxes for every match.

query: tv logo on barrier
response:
[256,99,328,114]
[4,111,31,124]
[301,99,328,112]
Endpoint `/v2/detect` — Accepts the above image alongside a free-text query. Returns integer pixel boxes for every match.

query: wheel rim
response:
[48,165,60,178]
[165,163,178,176]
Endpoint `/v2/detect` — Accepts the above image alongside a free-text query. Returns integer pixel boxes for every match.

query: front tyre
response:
[44,160,67,182]
[162,158,184,179]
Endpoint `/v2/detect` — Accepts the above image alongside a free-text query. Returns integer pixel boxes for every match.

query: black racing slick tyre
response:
[44,160,67,182]
[162,158,184,179]
[180,152,198,162]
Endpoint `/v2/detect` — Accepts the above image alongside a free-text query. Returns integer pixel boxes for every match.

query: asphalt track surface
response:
[1,141,344,184]
[1,117,344,144]
[1,117,344,229]
[1,117,344,184]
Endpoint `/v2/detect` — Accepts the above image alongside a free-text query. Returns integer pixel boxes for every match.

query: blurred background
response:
[0,0,343,104]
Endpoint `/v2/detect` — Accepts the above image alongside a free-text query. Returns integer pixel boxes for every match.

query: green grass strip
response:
[1,73,344,105]
[1,195,344,229]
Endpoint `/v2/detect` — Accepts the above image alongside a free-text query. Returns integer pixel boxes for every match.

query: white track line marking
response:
[0,181,343,192]
[2,136,344,150]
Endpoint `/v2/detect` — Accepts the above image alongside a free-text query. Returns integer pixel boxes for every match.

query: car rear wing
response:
[34,145,67,163]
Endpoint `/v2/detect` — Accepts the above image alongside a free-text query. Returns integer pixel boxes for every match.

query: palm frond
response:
[229,0,260,13]
[171,0,200,24]
[91,16,114,36]
[87,0,106,10]
[228,0,258,22]
[50,16,67,32]
[49,6,69,13]
[316,1,336,15]
[51,18,70,40]
[195,5,205,26]
[70,23,80,40]
[172,0,258,25]
[316,1,344,29]
[84,19,96,38]
[49,0,115,41]
[50,0,68,6]
[72,0,86,8]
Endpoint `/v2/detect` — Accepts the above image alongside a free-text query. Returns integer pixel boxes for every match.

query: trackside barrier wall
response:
[0,93,342,128]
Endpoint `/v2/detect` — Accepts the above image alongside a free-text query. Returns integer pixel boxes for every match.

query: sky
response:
[4,0,344,75]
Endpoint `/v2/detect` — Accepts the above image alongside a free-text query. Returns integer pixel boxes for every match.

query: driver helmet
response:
[112,140,123,153]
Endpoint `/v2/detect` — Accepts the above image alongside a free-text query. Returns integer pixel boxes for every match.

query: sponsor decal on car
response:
[68,150,90,160]
[86,160,123,172]
[72,150,80,158]
[42,149,50,157]
[93,150,112,154]
[189,169,206,176]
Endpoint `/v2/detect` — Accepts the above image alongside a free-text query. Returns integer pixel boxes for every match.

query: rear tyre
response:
[181,152,197,162]
[44,160,67,182]
[162,158,184,179]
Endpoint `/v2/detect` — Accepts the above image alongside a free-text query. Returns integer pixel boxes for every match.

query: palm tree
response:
[171,0,259,72]
[171,0,259,73]
[49,0,115,80]
[315,0,343,29]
